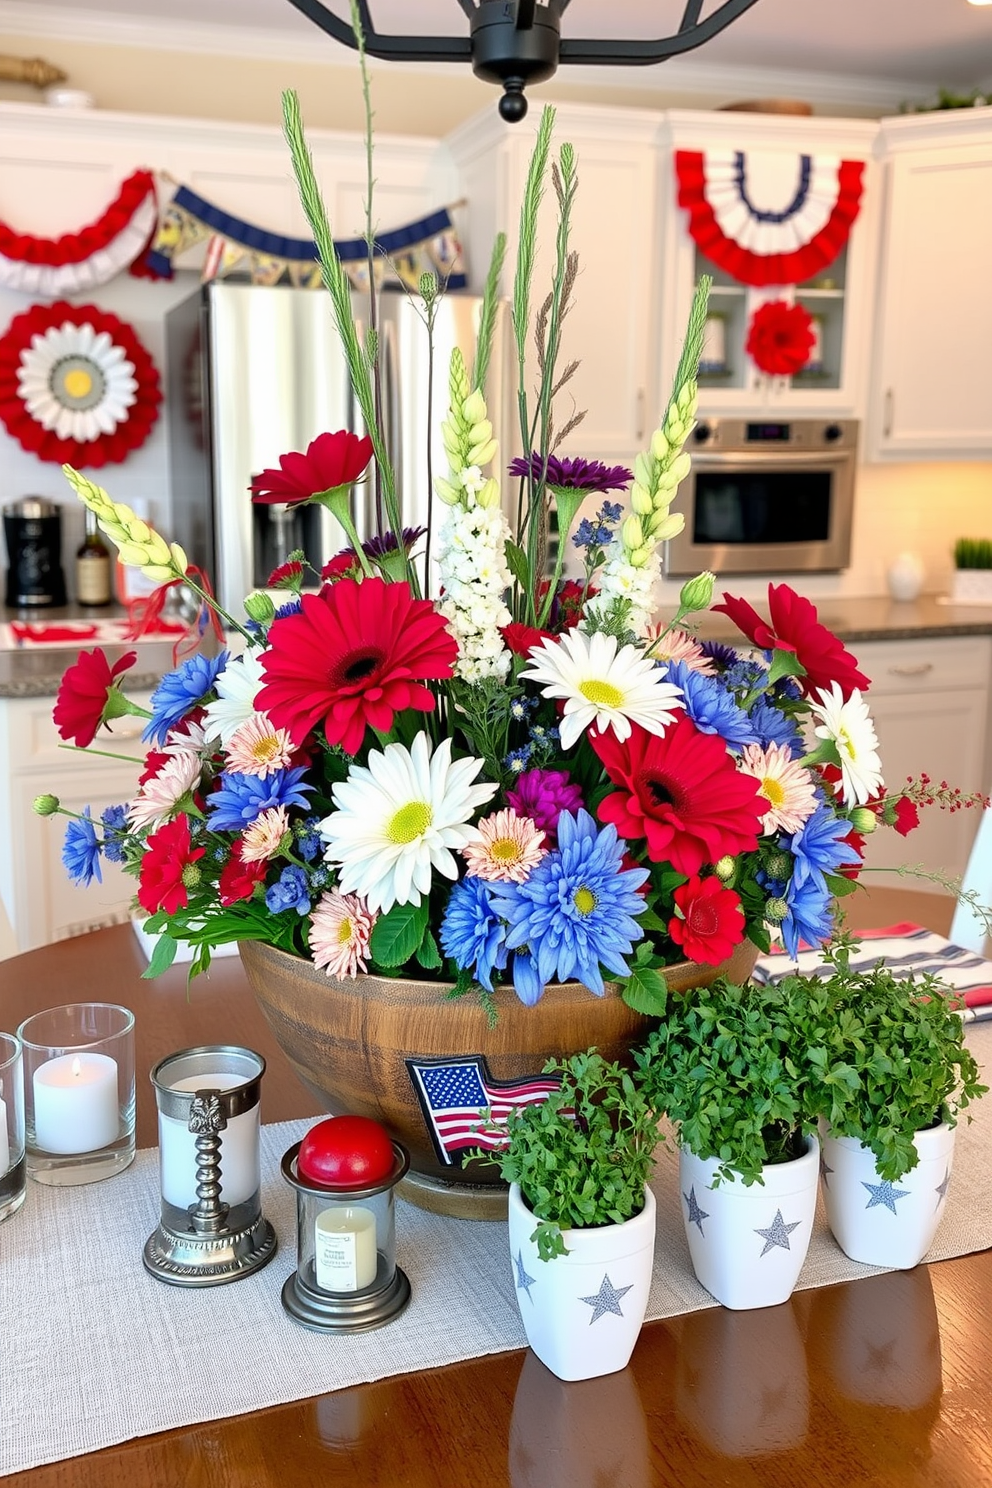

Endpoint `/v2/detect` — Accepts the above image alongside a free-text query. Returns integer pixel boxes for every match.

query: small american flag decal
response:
[406,1055,561,1168]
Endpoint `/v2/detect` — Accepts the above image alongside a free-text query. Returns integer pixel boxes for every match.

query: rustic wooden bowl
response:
[240,938,760,1219]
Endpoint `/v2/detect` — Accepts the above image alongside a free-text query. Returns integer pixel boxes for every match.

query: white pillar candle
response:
[158,1073,260,1209]
[315,1205,378,1293]
[0,1089,9,1179]
[32,1053,118,1155]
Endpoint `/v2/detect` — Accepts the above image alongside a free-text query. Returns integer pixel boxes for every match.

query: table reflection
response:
[809,1268,942,1411]
[675,1298,809,1457]
[509,1350,650,1488]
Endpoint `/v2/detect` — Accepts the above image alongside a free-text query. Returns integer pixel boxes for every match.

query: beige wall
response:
[0,32,881,136]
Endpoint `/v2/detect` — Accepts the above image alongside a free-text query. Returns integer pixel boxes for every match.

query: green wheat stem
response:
[473,230,507,396]
[350,0,385,539]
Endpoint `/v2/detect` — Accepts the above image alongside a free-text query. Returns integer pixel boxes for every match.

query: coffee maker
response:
[3,498,67,608]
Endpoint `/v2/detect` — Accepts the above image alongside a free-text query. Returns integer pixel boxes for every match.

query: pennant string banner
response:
[148,182,467,291]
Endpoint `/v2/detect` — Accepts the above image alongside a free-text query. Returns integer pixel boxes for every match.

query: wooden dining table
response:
[2,889,991,1488]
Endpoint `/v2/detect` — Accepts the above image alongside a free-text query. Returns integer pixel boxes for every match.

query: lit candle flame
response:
[71,1056,82,1079]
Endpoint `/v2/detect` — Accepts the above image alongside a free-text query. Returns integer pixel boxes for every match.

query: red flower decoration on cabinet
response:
[745,299,816,377]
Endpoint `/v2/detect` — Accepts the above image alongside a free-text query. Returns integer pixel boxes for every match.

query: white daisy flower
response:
[17,320,138,443]
[319,732,496,915]
[520,628,684,750]
[202,647,267,746]
[809,683,884,807]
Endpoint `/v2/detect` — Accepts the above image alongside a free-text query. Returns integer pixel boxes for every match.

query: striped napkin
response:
[754,922,992,1016]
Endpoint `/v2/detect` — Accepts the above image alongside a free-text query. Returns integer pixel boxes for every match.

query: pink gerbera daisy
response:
[309,889,377,978]
[240,805,291,863]
[738,742,819,835]
[643,625,717,676]
[461,809,546,883]
[127,750,202,831]
[225,713,295,777]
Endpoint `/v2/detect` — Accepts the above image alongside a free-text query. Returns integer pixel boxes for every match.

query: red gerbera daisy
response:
[250,430,373,506]
[137,814,205,916]
[256,577,458,752]
[591,715,765,876]
[53,648,138,747]
[713,583,869,699]
[218,839,268,906]
[669,875,746,965]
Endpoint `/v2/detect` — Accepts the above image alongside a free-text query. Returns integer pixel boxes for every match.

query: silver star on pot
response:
[514,1248,536,1302]
[579,1273,633,1324]
[754,1208,802,1257]
[683,1185,710,1236]
[861,1179,910,1214]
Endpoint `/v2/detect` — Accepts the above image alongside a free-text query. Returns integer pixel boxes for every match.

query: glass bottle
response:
[75,509,112,607]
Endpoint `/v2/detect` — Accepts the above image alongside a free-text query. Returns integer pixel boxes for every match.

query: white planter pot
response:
[820,1122,956,1270]
[507,1182,656,1382]
[679,1135,820,1311]
[951,569,992,605]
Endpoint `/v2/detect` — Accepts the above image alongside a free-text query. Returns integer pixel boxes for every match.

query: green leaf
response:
[370,900,429,967]
[504,539,531,593]
[824,872,858,898]
[635,907,667,933]
[415,928,442,972]
[765,646,806,687]
[621,965,669,1016]
[141,931,179,980]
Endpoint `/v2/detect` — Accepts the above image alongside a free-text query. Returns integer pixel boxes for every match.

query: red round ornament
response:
[297,1114,396,1188]
[745,299,816,377]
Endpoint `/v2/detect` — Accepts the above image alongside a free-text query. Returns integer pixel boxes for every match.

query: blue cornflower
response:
[100,803,128,864]
[439,877,509,992]
[265,866,311,916]
[599,500,623,524]
[748,696,804,758]
[207,767,313,830]
[724,659,767,694]
[308,865,332,891]
[780,874,834,960]
[664,660,754,748]
[144,651,229,746]
[62,808,102,887]
[295,816,323,862]
[487,809,649,1003]
[699,639,739,671]
[509,695,537,722]
[505,745,533,774]
[274,598,303,621]
[788,807,862,895]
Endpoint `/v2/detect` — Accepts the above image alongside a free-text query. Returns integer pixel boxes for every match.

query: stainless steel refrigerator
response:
[165,281,513,613]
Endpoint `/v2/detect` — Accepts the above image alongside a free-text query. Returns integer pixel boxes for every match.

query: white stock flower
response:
[435,501,513,682]
[809,683,884,807]
[520,627,684,750]
[319,732,496,914]
[584,540,661,637]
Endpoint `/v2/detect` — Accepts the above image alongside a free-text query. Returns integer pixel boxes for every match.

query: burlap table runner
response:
[2,1025,990,1477]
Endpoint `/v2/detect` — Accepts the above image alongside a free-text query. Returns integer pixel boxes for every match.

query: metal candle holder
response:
[144,1045,277,1287]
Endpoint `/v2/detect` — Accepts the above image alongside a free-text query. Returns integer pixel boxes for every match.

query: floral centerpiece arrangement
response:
[39,87,935,1019]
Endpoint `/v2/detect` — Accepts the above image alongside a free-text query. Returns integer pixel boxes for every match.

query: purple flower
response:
[699,639,739,671]
[506,768,584,846]
[508,454,633,493]
[362,526,426,561]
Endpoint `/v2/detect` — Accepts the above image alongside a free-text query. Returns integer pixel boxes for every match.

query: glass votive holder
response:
[17,1003,135,1186]
[144,1044,277,1287]
[0,1034,26,1222]
[280,1136,411,1332]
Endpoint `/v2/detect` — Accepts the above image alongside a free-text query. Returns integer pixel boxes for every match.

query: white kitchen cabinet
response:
[443,105,660,466]
[655,111,879,422]
[853,637,992,892]
[868,108,992,461]
[0,693,153,953]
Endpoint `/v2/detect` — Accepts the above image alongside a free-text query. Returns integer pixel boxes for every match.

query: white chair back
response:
[949,807,992,956]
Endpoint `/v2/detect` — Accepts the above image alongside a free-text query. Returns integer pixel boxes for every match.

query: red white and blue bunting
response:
[675,149,865,287]
[0,170,160,295]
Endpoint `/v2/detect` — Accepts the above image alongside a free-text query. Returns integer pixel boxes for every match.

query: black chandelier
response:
[286,0,761,121]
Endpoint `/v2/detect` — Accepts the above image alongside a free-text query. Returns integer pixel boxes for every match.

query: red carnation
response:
[321,551,361,585]
[218,839,267,906]
[501,622,552,658]
[137,814,205,916]
[591,715,765,876]
[745,300,815,377]
[669,876,746,965]
[891,796,921,836]
[713,583,869,700]
[266,559,305,589]
[256,577,458,752]
[250,430,373,506]
[53,648,138,747]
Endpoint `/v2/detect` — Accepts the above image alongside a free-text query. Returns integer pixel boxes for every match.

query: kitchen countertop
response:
[2,593,992,699]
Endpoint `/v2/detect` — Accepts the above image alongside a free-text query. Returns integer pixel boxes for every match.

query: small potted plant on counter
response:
[803,943,987,1269]
[636,977,821,1311]
[485,1049,662,1382]
[951,537,992,605]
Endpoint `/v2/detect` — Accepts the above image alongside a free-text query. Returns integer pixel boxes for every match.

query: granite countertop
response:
[2,594,992,700]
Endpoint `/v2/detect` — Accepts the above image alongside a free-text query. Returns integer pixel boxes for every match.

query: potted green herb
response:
[951,536,992,605]
[802,944,987,1269]
[636,976,822,1311]
[484,1050,662,1382]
